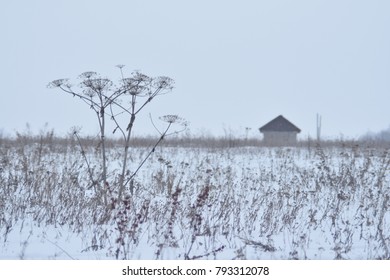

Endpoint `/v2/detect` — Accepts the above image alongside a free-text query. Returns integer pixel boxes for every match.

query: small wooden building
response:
[259,115,301,145]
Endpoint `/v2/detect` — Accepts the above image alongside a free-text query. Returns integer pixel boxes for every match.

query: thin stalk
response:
[123,123,171,190]
[99,98,108,206]
[73,131,95,190]
[117,95,137,201]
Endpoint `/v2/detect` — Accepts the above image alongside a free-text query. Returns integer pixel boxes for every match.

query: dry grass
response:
[0,131,389,259]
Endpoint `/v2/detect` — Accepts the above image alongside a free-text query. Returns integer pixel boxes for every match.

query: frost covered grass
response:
[0,136,389,260]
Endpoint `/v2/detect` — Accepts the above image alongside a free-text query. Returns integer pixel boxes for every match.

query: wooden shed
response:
[259,115,301,145]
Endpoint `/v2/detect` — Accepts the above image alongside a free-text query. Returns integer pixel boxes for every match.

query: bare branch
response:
[109,103,126,139]
[149,113,162,135]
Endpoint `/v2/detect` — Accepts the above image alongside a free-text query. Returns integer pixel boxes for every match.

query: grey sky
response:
[1,0,389,139]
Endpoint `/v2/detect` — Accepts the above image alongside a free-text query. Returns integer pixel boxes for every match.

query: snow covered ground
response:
[1,142,389,259]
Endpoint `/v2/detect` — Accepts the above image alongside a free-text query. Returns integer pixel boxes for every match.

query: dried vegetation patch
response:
[1,138,389,259]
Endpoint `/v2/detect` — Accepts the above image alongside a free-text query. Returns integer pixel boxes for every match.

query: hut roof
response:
[259,115,301,133]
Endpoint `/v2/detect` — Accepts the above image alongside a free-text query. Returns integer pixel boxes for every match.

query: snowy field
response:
[1,140,389,260]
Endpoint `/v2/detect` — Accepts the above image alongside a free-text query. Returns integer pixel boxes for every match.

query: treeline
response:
[360,126,390,142]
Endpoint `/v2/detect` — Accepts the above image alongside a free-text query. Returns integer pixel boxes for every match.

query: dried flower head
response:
[159,115,182,124]
[69,126,82,135]
[121,72,152,96]
[79,71,98,79]
[84,88,96,98]
[132,71,151,82]
[81,78,113,92]
[154,76,174,91]
[47,79,69,88]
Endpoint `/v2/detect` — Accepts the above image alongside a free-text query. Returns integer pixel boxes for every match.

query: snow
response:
[1,144,389,259]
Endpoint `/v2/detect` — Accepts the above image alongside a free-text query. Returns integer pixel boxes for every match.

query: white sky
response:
[1,0,389,139]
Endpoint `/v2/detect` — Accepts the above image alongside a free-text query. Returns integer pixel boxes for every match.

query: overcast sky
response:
[1,0,389,139]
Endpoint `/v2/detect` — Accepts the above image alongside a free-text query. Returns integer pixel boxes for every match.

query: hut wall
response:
[262,131,298,145]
